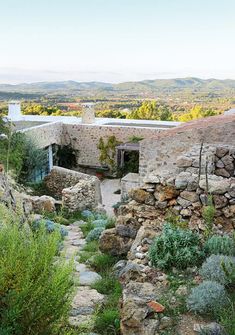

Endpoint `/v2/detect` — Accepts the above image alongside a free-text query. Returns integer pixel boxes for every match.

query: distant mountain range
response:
[1,78,235,98]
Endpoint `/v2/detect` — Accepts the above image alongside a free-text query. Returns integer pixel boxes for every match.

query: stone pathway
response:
[62,222,105,330]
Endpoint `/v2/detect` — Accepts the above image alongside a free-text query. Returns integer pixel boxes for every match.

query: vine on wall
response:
[97,136,121,172]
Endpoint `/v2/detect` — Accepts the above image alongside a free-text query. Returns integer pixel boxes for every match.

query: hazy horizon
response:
[0,0,234,84]
[2,71,235,86]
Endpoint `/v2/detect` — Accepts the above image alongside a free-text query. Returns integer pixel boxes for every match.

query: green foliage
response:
[205,235,235,256]
[106,216,116,229]
[218,299,235,335]
[89,253,119,273]
[96,109,124,118]
[177,106,219,122]
[149,224,205,270]
[127,100,173,121]
[187,280,228,315]
[80,221,95,238]
[199,255,235,285]
[92,219,108,228]
[94,309,120,335]
[0,121,47,181]
[128,135,144,143]
[202,196,216,237]
[86,227,105,242]
[98,136,120,171]
[91,275,122,295]
[82,240,99,253]
[0,204,73,335]
[165,210,188,229]
[56,145,77,169]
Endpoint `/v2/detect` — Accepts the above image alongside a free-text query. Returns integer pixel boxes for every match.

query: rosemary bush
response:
[0,205,73,335]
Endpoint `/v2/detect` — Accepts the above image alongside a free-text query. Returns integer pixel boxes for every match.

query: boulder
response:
[154,185,179,202]
[215,168,231,178]
[121,281,160,335]
[175,172,198,191]
[99,228,133,256]
[199,176,230,194]
[116,213,141,238]
[213,195,228,209]
[180,190,199,203]
[216,146,229,158]
[176,156,192,168]
[79,271,102,286]
[129,188,151,204]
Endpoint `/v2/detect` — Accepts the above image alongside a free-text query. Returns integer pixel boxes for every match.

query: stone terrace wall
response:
[140,114,235,183]
[44,166,102,204]
[21,122,63,148]
[62,124,164,167]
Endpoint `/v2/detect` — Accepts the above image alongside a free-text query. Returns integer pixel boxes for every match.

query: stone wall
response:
[44,166,102,212]
[140,114,235,182]
[22,122,63,148]
[63,124,164,167]
[100,142,235,259]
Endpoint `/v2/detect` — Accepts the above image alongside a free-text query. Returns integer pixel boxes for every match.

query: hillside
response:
[1,78,235,98]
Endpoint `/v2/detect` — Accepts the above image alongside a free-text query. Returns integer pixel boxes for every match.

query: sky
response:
[0,0,235,83]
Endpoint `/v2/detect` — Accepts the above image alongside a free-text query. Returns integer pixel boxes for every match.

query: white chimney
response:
[81,103,95,124]
[8,101,22,121]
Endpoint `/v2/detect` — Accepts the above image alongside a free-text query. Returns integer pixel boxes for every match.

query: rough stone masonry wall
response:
[22,122,63,148]
[44,166,102,211]
[62,124,164,167]
[100,144,235,260]
[140,114,235,183]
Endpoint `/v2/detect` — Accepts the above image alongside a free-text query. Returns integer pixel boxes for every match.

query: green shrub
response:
[86,227,105,242]
[0,129,47,181]
[205,235,235,256]
[89,253,118,273]
[106,217,116,229]
[91,275,122,295]
[92,219,108,227]
[149,224,205,270]
[187,281,228,314]
[80,221,95,237]
[0,206,73,335]
[82,240,99,253]
[218,301,235,335]
[202,196,216,237]
[200,255,235,285]
[94,309,120,335]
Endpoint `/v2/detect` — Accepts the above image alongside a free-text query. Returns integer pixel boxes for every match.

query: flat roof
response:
[9,114,182,130]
